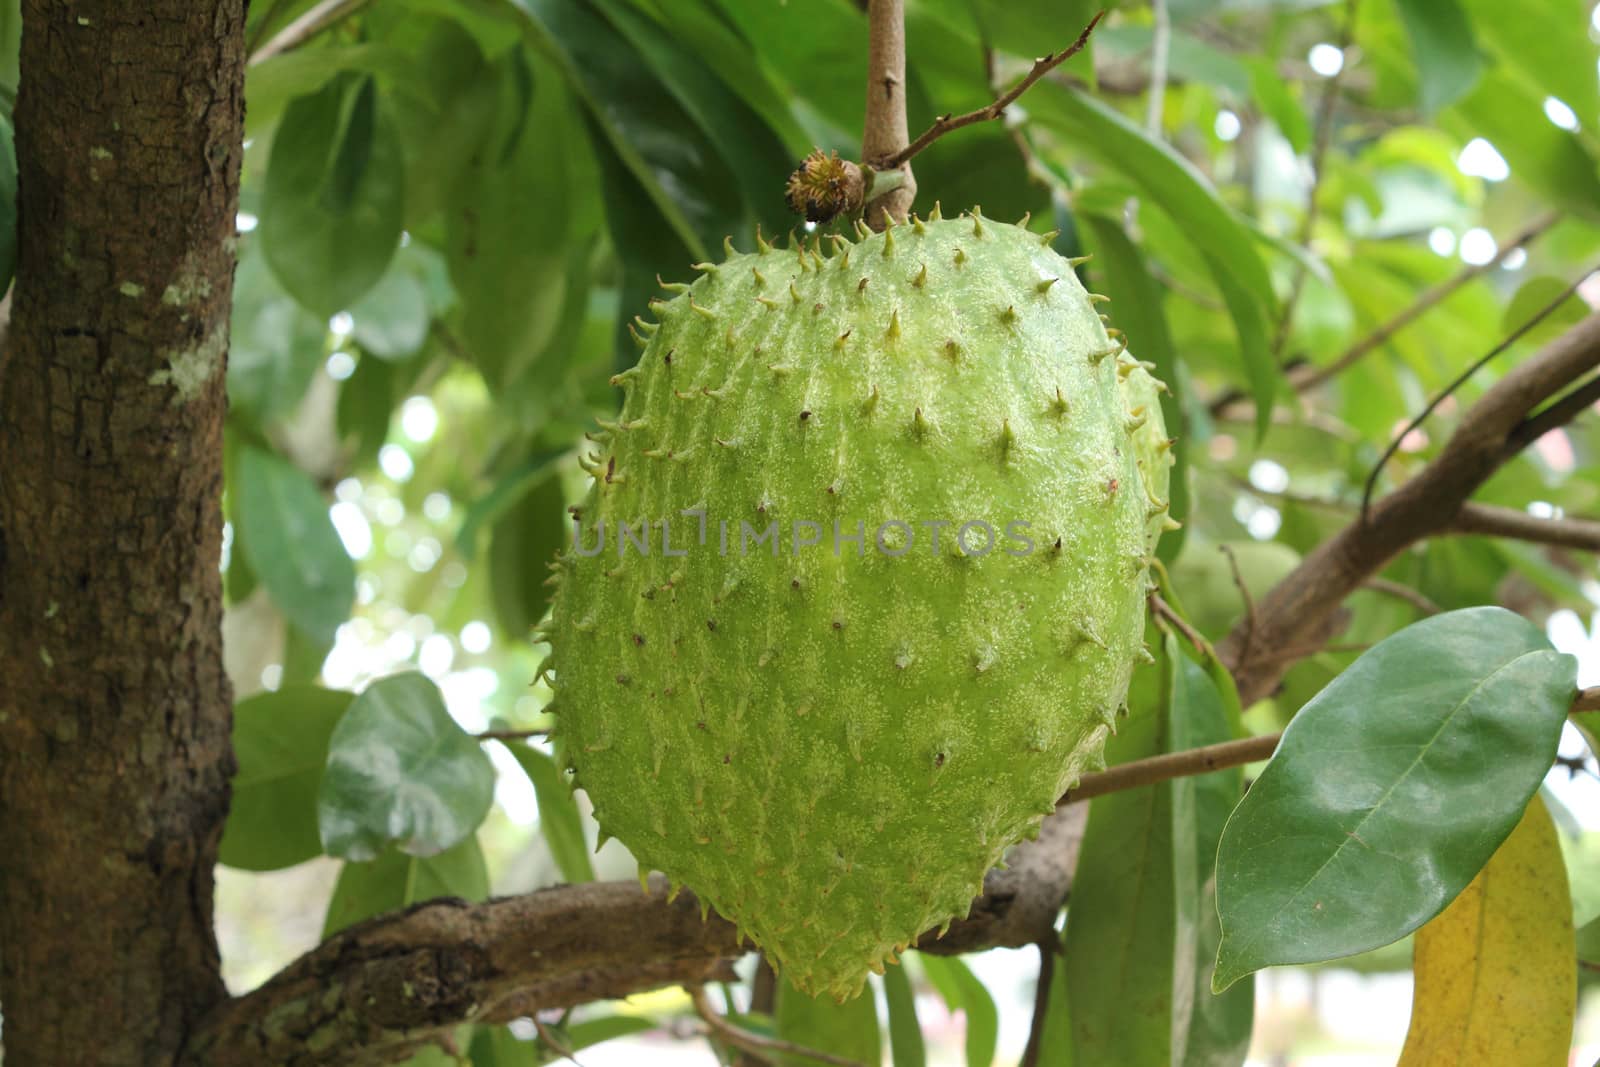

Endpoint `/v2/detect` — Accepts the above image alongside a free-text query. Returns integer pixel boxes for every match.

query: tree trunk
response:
[0,2,245,1062]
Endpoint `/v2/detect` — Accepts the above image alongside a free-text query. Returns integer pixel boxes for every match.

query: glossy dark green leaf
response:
[235,444,356,646]
[228,242,329,420]
[966,0,1101,62]
[501,740,594,884]
[1578,915,1600,964]
[318,672,496,861]
[882,963,926,1067]
[1394,0,1484,115]
[918,955,997,1067]
[445,53,588,393]
[774,974,881,1067]
[261,74,405,317]
[322,834,490,937]
[335,353,396,472]
[488,464,569,641]
[1064,638,1179,1066]
[1026,83,1278,434]
[1169,654,1253,1066]
[1214,607,1576,990]
[1079,211,1188,562]
[219,687,353,871]
[456,449,568,559]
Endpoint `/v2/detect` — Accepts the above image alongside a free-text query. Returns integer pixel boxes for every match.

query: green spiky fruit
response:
[548,210,1173,998]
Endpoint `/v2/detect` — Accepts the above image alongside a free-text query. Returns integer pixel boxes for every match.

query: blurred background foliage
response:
[19,0,1599,1061]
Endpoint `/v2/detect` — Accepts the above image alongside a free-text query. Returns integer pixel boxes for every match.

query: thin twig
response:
[249,0,370,65]
[477,728,548,743]
[688,986,866,1067]
[1295,211,1561,395]
[1452,502,1600,553]
[1362,267,1600,517]
[534,1017,584,1066]
[1575,687,1600,713]
[882,11,1106,169]
[1361,578,1441,616]
[1219,544,1258,662]
[1272,0,1358,359]
[1018,938,1059,1067]
[1151,593,1215,660]
[1212,211,1560,417]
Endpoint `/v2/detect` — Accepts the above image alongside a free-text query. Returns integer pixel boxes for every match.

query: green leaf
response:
[1248,58,1311,154]
[1394,0,1484,115]
[322,834,490,937]
[501,740,595,884]
[917,956,997,1067]
[1578,915,1600,965]
[774,974,881,1067]
[1449,68,1600,217]
[561,1015,659,1053]
[1462,0,1600,136]
[235,444,355,645]
[1213,607,1577,990]
[1169,654,1254,1066]
[882,964,926,1067]
[219,687,353,871]
[487,466,568,641]
[228,241,330,420]
[1501,275,1590,349]
[349,255,432,360]
[1026,83,1278,432]
[456,449,567,560]
[1078,210,1188,562]
[445,53,587,393]
[261,74,405,317]
[1064,638,1180,1065]
[318,672,497,860]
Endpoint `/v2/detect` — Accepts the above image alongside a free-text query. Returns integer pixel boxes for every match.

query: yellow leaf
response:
[1400,795,1575,1065]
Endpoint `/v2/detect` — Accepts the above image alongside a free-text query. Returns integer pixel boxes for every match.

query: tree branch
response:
[861,0,917,227]
[1018,938,1059,1067]
[1209,209,1560,418]
[249,0,370,66]
[1219,312,1600,705]
[1451,502,1600,553]
[1503,372,1600,458]
[882,12,1105,171]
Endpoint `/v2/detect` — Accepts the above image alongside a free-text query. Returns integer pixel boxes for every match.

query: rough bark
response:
[0,2,246,1063]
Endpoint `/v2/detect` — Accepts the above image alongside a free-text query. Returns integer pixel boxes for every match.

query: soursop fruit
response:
[547,208,1173,998]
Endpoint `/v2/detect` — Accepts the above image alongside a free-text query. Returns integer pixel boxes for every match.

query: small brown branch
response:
[1151,593,1214,661]
[690,986,865,1067]
[248,0,370,65]
[862,0,917,227]
[475,727,548,743]
[1575,687,1600,713]
[882,11,1106,170]
[1062,734,1282,804]
[1294,210,1561,394]
[1362,578,1441,616]
[534,1017,582,1066]
[1018,938,1059,1067]
[1220,544,1259,663]
[1210,209,1561,418]
[1451,502,1600,553]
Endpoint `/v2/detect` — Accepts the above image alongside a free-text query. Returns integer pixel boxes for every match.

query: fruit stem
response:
[861,0,916,229]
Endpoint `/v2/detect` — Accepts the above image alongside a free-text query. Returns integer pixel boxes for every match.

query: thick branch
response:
[1451,502,1600,552]
[1219,313,1600,704]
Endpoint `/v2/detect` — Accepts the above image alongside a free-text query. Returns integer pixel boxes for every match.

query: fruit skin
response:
[547,210,1172,998]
